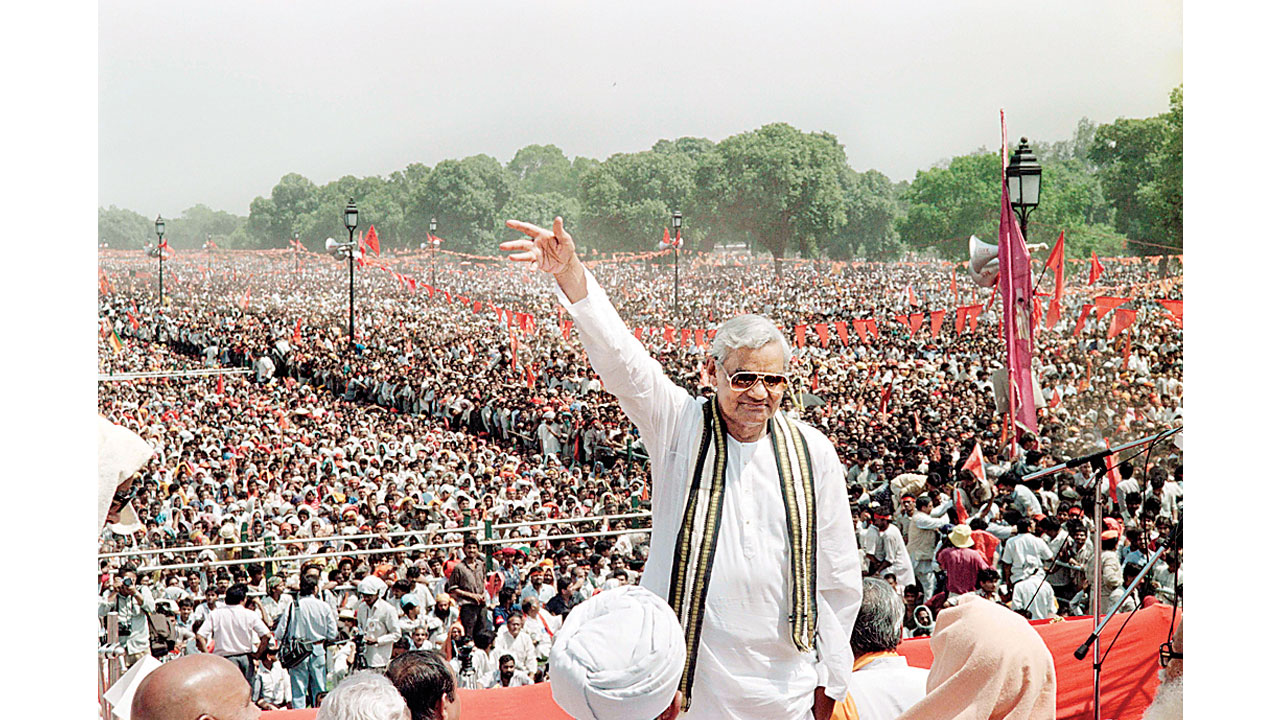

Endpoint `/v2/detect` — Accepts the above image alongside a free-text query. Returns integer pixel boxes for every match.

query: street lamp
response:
[155,215,166,330]
[344,198,359,348]
[671,210,682,317]
[430,217,439,286]
[1005,137,1042,238]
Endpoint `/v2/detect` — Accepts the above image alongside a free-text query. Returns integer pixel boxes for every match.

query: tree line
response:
[99,86,1181,261]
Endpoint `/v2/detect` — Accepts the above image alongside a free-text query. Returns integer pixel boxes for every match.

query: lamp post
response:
[1005,137,1042,239]
[430,217,439,287]
[155,215,166,333]
[671,210,682,318]
[293,232,300,275]
[344,198,359,348]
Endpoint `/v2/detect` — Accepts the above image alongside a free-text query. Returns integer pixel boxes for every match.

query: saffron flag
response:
[833,321,849,345]
[962,442,986,483]
[108,329,124,354]
[694,328,707,348]
[1045,231,1065,328]
[1094,296,1131,320]
[953,488,969,524]
[851,320,868,343]
[1158,299,1183,323]
[680,328,690,348]
[216,373,224,395]
[930,310,945,338]
[127,311,139,332]
[907,284,919,306]
[662,227,671,247]
[1073,304,1094,338]
[1103,439,1121,504]
[1089,252,1104,285]
[292,319,301,344]
[795,324,806,347]
[366,225,380,256]
[814,323,829,347]
[997,110,1038,434]
[866,319,879,339]
[634,327,643,342]
[908,312,924,336]
[1050,388,1062,409]
[1107,308,1137,340]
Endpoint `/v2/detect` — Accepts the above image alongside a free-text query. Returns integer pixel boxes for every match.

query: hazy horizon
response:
[100,0,1182,218]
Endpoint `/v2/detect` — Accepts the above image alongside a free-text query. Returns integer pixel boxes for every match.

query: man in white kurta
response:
[502,217,862,720]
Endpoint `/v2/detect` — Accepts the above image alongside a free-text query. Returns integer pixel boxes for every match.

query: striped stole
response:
[666,399,819,711]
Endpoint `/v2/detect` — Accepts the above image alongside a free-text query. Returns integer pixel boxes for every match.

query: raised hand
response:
[500,216,587,303]
[500,217,577,276]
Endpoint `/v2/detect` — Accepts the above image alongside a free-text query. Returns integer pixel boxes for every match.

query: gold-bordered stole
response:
[667,399,728,711]
[770,411,819,654]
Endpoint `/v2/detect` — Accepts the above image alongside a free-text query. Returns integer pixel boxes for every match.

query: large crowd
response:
[97,242,1183,709]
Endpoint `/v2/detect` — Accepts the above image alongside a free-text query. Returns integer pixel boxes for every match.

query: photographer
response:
[98,564,155,666]
[354,575,400,671]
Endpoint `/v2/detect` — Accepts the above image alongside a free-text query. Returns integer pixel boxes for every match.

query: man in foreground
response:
[831,578,928,720]
[386,649,462,720]
[549,585,684,720]
[131,654,261,720]
[502,217,861,719]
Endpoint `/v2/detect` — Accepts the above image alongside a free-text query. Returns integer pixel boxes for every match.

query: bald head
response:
[131,655,260,720]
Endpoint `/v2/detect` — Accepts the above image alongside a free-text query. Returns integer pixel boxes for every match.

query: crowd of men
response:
[98,242,1183,709]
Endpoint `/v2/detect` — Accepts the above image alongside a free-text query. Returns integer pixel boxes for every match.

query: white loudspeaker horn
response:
[325,237,339,253]
[968,235,1000,288]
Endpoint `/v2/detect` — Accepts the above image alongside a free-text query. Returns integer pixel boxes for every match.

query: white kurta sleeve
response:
[806,428,862,702]
[553,269,690,459]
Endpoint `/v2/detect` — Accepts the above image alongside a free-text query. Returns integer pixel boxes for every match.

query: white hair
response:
[710,314,791,365]
[316,671,410,720]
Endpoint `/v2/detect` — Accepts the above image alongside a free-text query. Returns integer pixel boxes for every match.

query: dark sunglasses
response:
[727,371,789,392]
[1158,642,1182,668]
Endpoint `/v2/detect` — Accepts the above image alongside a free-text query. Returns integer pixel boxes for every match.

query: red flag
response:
[1046,231,1066,329]
[1089,252,1105,285]
[1123,333,1132,367]
[662,227,671,248]
[851,320,868,343]
[879,384,892,414]
[908,312,924,336]
[814,323,829,347]
[795,324,807,347]
[694,328,707,348]
[894,314,910,332]
[1158,299,1183,322]
[127,311,139,332]
[292,319,301,344]
[907,284,919,306]
[866,319,879,339]
[955,307,967,335]
[833,321,849,345]
[1093,296,1131,320]
[929,310,945,338]
[562,320,574,341]
[680,328,690,348]
[366,225,380,256]
[1073,304,1095,337]
[473,301,482,314]
[216,374,224,395]
[663,326,674,344]
[962,442,986,484]
[675,229,683,250]
[811,370,820,391]
[950,267,959,305]
[634,327,643,342]
[951,487,971,524]
[967,304,980,332]
[1107,308,1137,340]
[240,287,251,311]
[998,111,1037,435]
[1050,388,1062,409]
[1104,439,1121,504]
[526,363,536,389]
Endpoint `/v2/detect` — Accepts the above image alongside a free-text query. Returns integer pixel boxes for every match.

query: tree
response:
[98,206,153,249]
[1088,86,1182,255]
[833,169,901,260]
[896,151,1002,259]
[707,123,848,264]
[575,148,696,252]
[411,155,515,254]
[507,145,572,196]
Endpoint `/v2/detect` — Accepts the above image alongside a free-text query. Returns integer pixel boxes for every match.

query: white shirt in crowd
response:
[493,625,539,678]
[252,661,292,707]
[1001,533,1054,584]
[197,604,269,656]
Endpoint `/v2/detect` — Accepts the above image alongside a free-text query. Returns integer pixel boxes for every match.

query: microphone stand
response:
[1019,426,1179,720]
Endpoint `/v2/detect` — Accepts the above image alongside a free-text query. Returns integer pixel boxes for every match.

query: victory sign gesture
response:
[501,216,588,302]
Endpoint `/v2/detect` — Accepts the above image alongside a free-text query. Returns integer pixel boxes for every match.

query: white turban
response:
[98,416,154,532]
[549,586,685,720]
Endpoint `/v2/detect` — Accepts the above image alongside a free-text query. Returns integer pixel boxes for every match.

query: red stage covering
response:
[264,606,1176,720]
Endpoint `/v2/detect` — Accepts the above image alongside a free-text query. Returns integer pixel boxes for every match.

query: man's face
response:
[361,592,377,607]
[411,628,428,647]
[499,657,515,681]
[979,578,998,595]
[464,542,480,561]
[901,498,916,514]
[715,343,788,431]
[872,516,890,532]
[506,614,524,636]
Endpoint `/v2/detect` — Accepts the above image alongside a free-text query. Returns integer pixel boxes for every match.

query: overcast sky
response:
[99,0,1181,217]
